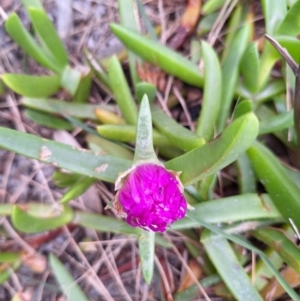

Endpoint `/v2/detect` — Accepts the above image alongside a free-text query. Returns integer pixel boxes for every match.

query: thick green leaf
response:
[0,204,14,215]
[60,177,97,204]
[175,275,221,301]
[133,95,158,163]
[52,171,82,188]
[232,99,253,120]
[0,252,20,263]
[5,13,61,72]
[28,8,68,68]
[136,82,157,103]
[21,0,43,9]
[217,24,250,131]
[110,23,203,87]
[240,42,260,94]
[221,4,243,61]
[108,55,138,125]
[186,214,300,301]
[261,0,287,35]
[201,230,264,301]
[72,68,92,103]
[118,0,140,86]
[196,41,221,140]
[0,127,131,183]
[138,230,155,284]
[22,97,115,119]
[254,80,286,104]
[247,141,300,230]
[61,66,81,96]
[202,0,227,14]
[276,0,300,36]
[190,39,201,64]
[12,204,73,233]
[136,0,157,41]
[172,194,280,230]
[75,211,140,235]
[165,112,259,185]
[84,49,111,89]
[254,249,283,291]
[97,124,172,146]
[235,153,256,194]
[0,260,21,285]
[49,254,89,301]
[259,110,293,135]
[258,28,300,88]
[25,109,73,130]
[197,12,219,36]
[198,174,216,201]
[86,134,133,160]
[2,74,60,97]
[151,105,205,152]
[253,227,300,274]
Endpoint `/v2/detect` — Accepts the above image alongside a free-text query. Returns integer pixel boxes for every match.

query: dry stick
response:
[166,233,212,301]
[62,227,115,301]
[173,86,195,131]
[97,242,133,301]
[154,255,174,301]
[265,35,300,160]
[207,0,234,46]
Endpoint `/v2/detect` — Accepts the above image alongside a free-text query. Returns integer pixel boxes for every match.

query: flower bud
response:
[114,163,187,232]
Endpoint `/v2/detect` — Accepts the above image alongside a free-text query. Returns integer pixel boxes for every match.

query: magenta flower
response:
[114,163,187,232]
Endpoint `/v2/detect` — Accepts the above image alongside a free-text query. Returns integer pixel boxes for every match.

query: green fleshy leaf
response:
[52,171,82,188]
[21,0,44,10]
[247,141,300,231]
[196,41,221,140]
[0,127,131,183]
[259,110,293,135]
[108,55,138,125]
[87,134,134,160]
[235,153,256,194]
[261,0,287,35]
[240,42,260,94]
[172,194,280,230]
[118,0,140,86]
[133,95,158,163]
[24,109,73,130]
[75,211,140,235]
[151,105,205,152]
[49,254,89,301]
[5,13,61,72]
[12,204,73,233]
[60,177,97,204]
[276,0,300,36]
[97,124,172,146]
[165,112,259,186]
[201,230,264,301]
[2,74,60,97]
[61,66,81,96]
[186,214,300,301]
[110,23,203,87]
[136,82,157,103]
[138,230,155,284]
[252,227,300,274]
[72,67,92,103]
[232,99,253,120]
[202,0,227,14]
[217,24,250,131]
[21,97,115,120]
[28,8,68,68]
[0,252,20,263]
